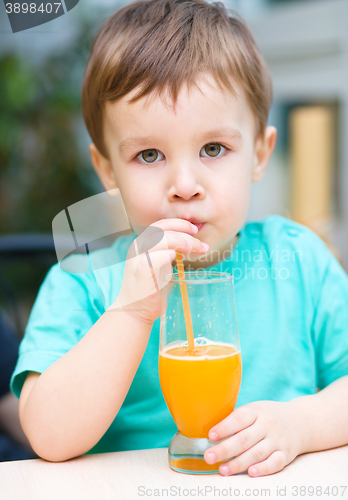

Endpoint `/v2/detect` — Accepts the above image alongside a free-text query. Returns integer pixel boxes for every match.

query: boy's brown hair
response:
[82,0,273,159]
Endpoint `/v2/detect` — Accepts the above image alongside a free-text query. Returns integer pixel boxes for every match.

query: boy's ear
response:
[252,126,277,183]
[89,143,118,191]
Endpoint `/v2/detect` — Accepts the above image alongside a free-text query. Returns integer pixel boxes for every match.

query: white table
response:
[0,446,347,500]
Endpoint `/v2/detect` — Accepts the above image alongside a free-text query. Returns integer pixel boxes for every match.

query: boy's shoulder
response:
[238,215,348,312]
[245,214,331,255]
[242,215,338,280]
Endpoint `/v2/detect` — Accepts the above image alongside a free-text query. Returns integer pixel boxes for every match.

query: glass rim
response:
[166,271,234,284]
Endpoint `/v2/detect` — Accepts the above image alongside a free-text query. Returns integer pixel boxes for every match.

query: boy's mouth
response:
[191,222,204,232]
[182,218,205,232]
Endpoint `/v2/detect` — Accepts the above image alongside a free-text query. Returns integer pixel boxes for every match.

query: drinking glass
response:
[159,271,241,474]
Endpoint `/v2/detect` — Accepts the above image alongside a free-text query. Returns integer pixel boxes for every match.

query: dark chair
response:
[0,234,57,337]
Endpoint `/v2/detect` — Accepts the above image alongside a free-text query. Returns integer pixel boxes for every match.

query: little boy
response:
[11,0,348,477]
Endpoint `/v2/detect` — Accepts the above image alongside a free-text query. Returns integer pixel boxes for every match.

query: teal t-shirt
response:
[10,215,348,454]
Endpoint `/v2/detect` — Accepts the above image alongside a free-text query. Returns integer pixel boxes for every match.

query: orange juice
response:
[159,342,241,439]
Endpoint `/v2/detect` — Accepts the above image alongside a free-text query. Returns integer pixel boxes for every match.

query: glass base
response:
[168,431,227,474]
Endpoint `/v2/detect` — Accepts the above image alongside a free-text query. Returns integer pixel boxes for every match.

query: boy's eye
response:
[134,143,227,164]
[201,143,225,158]
[137,149,162,163]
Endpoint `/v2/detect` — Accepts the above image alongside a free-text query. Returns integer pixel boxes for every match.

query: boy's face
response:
[90,74,276,268]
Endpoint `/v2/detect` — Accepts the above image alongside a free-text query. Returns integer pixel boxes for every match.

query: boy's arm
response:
[288,374,348,453]
[204,374,348,477]
[19,219,205,463]
[19,308,153,462]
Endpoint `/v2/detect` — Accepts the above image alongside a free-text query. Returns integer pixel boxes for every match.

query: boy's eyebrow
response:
[118,127,242,153]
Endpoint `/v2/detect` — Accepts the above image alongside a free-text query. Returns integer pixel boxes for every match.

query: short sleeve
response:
[10,263,104,399]
[312,253,348,389]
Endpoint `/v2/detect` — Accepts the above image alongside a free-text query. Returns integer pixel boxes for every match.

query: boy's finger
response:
[208,405,257,441]
[247,450,287,477]
[204,424,265,465]
[141,230,208,255]
[150,218,199,235]
[164,231,208,254]
[112,249,176,309]
[217,439,275,476]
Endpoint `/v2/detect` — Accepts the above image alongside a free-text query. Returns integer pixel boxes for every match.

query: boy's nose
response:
[167,162,205,201]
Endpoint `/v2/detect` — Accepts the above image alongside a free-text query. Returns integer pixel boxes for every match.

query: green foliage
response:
[0,19,101,234]
[0,15,110,333]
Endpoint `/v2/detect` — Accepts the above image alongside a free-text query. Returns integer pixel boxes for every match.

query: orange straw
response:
[175,251,195,351]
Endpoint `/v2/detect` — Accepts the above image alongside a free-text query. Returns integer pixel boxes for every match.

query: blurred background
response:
[1,0,348,338]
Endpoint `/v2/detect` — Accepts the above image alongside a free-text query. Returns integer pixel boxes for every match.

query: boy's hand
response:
[110,218,209,324]
[204,400,305,477]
